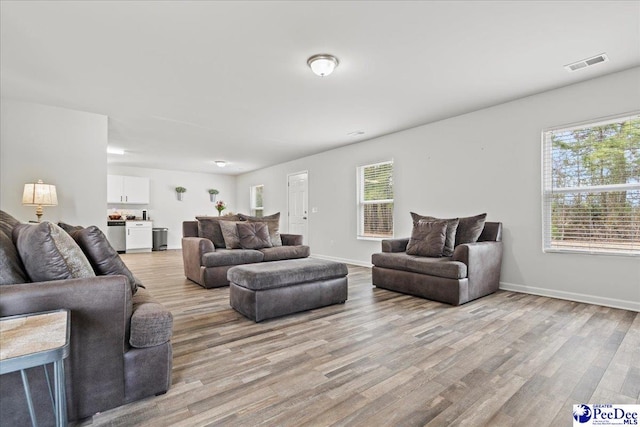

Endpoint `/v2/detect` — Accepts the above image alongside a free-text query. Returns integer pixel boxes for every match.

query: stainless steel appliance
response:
[106,220,126,253]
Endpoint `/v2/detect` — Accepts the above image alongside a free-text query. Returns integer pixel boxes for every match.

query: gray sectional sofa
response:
[182,214,310,288]
[372,218,503,306]
[0,211,173,426]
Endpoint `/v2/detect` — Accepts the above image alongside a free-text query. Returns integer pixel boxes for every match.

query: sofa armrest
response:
[0,275,131,419]
[452,241,503,298]
[281,233,303,246]
[130,288,173,348]
[182,237,215,282]
[381,238,410,253]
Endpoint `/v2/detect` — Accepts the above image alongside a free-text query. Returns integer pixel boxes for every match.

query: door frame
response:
[286,170,309,237]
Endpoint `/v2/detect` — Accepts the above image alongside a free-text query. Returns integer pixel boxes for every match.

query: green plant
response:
[175,186,187,193]
[208,189,219,195]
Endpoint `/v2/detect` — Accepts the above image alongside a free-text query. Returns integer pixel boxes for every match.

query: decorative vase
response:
[177,193,183,201]
[210,194,216,203]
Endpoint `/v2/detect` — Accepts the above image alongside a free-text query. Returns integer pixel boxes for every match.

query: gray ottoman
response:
[228,258,348,322]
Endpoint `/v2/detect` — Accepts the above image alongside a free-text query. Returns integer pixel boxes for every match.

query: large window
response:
[250,185,264,217]
[542,113,640,256]
[357,161,393,238]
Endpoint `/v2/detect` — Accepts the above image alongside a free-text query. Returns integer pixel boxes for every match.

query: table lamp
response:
[22,179,58,222]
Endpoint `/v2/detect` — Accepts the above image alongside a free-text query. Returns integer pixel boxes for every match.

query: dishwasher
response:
[106,220,126,253]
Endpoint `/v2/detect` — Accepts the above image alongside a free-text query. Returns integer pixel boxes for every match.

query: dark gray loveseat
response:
[0,211,173,426]
[372,222,503,306]
[182,218,310,288]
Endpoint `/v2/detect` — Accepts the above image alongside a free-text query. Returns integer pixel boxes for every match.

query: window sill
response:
[543,248,639,257]
[357,236,392,242]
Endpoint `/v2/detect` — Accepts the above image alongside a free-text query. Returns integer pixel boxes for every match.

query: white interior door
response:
[288,171,308,244]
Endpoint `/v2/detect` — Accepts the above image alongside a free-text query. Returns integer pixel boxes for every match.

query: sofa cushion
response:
[406,220,447,257]
[259,245,310,261]
[237,222,272,250]
[228,258,348,291]
[410,212,459,257]
[71,225,139,294]
[13,222,95,282]
[371,252,467,279]
[238,212,282,247]
[455,213,487,246]
[219,220,243,249]
[196,215,242,248]
[0,232,28,285]
[130,288,173,348]
[201,249,264,268]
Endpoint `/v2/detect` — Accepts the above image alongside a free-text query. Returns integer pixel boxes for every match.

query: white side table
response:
[0,309,70,427]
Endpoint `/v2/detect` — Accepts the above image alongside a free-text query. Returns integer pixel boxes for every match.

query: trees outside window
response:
[250,185,264,217]
[358,161,393,238]
[543,114,640,255]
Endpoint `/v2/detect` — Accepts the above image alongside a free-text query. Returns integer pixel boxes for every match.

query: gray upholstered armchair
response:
[371,222,503,305]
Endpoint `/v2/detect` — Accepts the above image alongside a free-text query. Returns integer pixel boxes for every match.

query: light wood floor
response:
[75,250,639,427]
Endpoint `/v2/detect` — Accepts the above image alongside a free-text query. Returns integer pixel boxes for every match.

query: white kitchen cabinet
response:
[108,175,150,204]
[126,221,152,253]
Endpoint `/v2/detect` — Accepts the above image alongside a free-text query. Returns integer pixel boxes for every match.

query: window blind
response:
[542,113,640,255]
[358,161,393,238]
[251,185,264,217]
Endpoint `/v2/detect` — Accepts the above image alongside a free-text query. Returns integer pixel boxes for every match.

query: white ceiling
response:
[2,1,639,175]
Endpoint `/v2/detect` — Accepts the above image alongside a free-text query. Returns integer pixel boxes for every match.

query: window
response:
[542,113,640,256]
[357,161,393,238]
[250,185,264,217]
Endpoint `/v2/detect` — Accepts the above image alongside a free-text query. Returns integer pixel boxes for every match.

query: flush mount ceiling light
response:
[347,130,365,137]
[107,146,125,155]
[307,54,339,77]
[215,160,227,168]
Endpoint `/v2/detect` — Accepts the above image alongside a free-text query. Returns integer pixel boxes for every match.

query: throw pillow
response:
[196,215,242,248]
[71,226,139,294]
[13,222,95,282]
[410,212,460,257]
[455,213,487,246]
[237,222,273,250]
[219,220,243,249]
[58,222,84,234]
[238,212,282,246]
[0,231,29,285]
[406,220,447,257]
[0,210,21,240]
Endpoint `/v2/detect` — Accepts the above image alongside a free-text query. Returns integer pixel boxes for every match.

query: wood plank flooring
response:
[74,250,639,427]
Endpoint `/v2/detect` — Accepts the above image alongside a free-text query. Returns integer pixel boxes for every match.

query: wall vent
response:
[564,53,609,72]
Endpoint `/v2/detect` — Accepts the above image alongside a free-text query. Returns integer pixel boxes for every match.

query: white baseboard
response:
[311,253,372,268]
[500,282,639,312]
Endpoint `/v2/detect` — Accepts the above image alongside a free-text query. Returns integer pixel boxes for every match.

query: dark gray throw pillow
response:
[238,212,282,247]
[0,231,29,285]
[58,222,84,234]
[410,212,459,257]
[0,210,21,240]
[14,222,95,282]
[196,215,243,248]
[237,222,273,250]
[71,226,139,294]
[406,220,447,257]
[455,213,487,246]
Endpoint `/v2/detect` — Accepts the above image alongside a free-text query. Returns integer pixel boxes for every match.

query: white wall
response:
[107,165,236,249]
[236,67,640,311]
[0,100,108,230]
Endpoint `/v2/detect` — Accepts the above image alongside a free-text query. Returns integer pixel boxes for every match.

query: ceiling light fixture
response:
[107,146,125,155]
[307,54,339,77]
[215,160,227,168]
[347,130,365,137]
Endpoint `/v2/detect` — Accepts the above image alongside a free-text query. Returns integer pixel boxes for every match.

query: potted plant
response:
[175,186,187,201]
[215,200,226,216]
[208,188,219,202]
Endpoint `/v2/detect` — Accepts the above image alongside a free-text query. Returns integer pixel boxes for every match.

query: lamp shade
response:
[307,54,339,77]
[22,180,58,206]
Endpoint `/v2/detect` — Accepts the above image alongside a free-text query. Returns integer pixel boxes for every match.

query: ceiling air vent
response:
[564,53,609,72]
